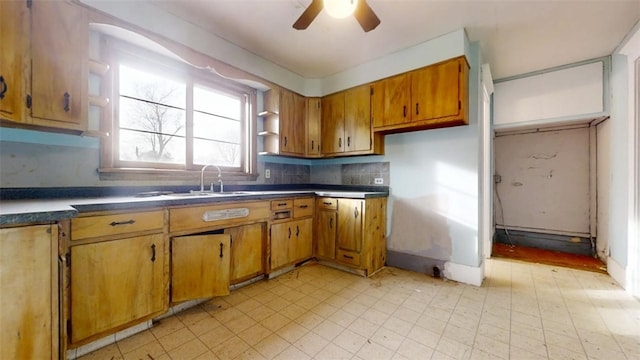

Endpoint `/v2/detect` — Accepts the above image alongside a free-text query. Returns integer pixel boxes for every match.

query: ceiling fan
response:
[293,0,381,32]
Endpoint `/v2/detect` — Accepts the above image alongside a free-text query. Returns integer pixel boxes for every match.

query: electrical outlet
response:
[374,178,384,185]
[494,174,502,183]
[265,169,271,179]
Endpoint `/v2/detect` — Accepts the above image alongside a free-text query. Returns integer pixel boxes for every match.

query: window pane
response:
[194,139,241,167]
[119,129,186,164]
[119,64,186,108]
[194,86,241,119]
[193,111,240,143]
[119,97,186,136]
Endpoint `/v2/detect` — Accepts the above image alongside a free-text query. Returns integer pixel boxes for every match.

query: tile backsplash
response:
[262,162,310,184]
[260,161,390,186]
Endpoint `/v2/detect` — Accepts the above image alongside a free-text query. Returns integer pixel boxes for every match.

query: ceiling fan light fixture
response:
[324,0,358,19]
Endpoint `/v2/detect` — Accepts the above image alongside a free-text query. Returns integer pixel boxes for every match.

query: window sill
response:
[98,168,259,182]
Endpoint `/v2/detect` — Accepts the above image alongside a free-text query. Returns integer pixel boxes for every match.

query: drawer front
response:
[336,249,361,267]
[170,201,270,233]
[271,199,292,211]
[316,197,337,211]
[293,197,314,218]
[71,210,164,241]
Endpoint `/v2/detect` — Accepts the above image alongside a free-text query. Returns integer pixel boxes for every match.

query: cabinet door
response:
[279,90,305,156]
[172,234,230,303]
[321,92,345,154]
[344,85,372,153]
[306,97,321,157]
[292,218,313,262]
[31,0,88,129]
[270,222,290,269]
[315,209,336,260]
[383,73,412,126]
[410,58,461,122]
[337,199,363,252]
[71,234,165,344]
[270,219,312,270]
[226,223,264,283]
[0,225,56,360]
[0,0,28,123]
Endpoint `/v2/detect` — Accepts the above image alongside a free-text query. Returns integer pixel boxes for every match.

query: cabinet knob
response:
[0,76,7,100]
[150,244,156,262]
[354,206,359,218]
[311,140,314,150]
[219,242,224,258]
[347,136,351,147]
[288,227,292,239]
[338,137,342,148]
[403,105,406,118]
[415,102,419,116]
[296,225,300,237]
[329,217,333,229]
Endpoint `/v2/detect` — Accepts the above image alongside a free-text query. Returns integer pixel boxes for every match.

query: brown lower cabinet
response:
[0,224,58,359]
[70,234,166,344]
[314,197,387,276]
[171,233,230,302]
[226,223,265,284]
[60,195,385,354]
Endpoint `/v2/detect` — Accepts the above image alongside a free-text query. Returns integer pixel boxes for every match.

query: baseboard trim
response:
[444,260,485,286]
[386,250,446,277]
[607,256,627,289]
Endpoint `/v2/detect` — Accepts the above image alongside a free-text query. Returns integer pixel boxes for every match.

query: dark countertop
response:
[0,185,389,226]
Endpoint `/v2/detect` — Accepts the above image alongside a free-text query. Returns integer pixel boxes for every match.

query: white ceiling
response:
[151,0,639,80]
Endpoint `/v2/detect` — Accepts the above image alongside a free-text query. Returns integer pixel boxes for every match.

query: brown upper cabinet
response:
[321,84,384,156]
[0,0,29,124]
[372,56,469,134]
[305,97,322,157]
[0,0,89,132]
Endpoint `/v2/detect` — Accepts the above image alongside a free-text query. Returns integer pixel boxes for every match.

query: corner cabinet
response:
[0,0,89,131]
[372,56,469,134]
[314,196,387,276]
[321,85,384,157]
[306,97,322,157]
[0,224,58,360]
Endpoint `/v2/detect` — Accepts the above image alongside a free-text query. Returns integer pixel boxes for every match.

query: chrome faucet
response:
[200,164,223,193]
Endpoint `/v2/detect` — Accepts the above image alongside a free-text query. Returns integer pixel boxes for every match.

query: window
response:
[100,37,256,180]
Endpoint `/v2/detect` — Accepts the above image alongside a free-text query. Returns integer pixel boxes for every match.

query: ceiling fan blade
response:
[354,0,380,32]
[293,0,324,30]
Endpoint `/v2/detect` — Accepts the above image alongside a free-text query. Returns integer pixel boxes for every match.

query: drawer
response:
[271,199,292,211]
[170,201,270,233]
[71,210,164,241]
[316,197,337,211]
[293,197,314,218]
[336,249,361,267]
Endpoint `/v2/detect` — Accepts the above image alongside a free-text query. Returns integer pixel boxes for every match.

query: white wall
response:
[494,128,591,235]
[494,60,607,131]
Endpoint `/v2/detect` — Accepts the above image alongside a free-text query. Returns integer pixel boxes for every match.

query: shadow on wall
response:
[388,194,452,261]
